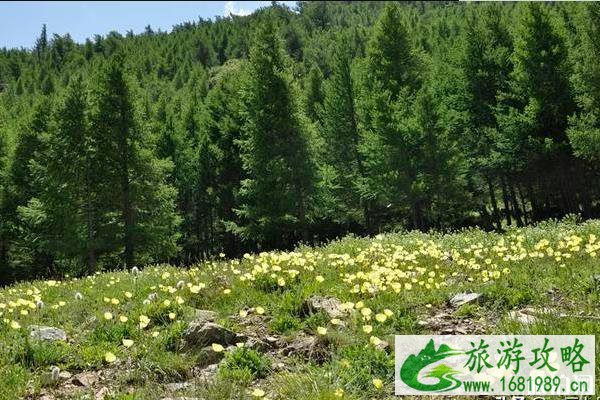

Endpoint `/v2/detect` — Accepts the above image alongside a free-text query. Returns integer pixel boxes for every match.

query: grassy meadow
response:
[1,217,599,399]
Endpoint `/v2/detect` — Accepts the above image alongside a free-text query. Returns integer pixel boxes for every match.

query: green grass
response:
[1,218,599,399]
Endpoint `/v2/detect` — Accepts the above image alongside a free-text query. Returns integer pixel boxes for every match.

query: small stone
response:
[58,371,72,380]
[95,387,111,400]
[72,372,99,387]
[282,334,328,362]
[508,307,551,325]
[265,335,279,343]
[183,322,237,350]
[273,362,287,371]
[374,340,389,351]
[509,310,537,324]
[244,336,271,351]
[196,346,226,367]
[449,292,482,308]
[301,296,345,319]
[166,382,191,392]
[29,326,67,342]
[194,310,217,323]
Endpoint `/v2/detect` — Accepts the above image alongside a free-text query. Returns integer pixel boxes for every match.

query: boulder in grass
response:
[29,325,67,342]
[183,321,237,350]
[193,309,217,324]
[508,307,554,325]
[449,292,482,308]
[196,345,226,367]
[301,296,344,319]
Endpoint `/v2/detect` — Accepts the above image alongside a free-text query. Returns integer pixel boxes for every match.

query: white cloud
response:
[224,1,251,17]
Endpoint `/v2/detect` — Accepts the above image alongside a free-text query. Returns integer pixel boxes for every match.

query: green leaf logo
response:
[400,339,463,392]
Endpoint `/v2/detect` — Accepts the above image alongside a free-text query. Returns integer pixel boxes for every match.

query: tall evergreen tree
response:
[319,35,366,228]
[6,98,53,278]
[18,77,100,273]
[497,3,578,219]
[196,60,245,257]
[365,3,418,99]
[88,59,180,267]
[568,3,600,161]
[359,3,419,229]
[459,4,512,228]
[235,21,316,249]
[304,65,323,122]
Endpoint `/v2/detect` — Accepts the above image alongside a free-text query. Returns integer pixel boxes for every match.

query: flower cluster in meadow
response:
[1,221,599,396]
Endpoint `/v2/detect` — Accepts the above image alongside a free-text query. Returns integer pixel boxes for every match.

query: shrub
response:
[220,347,271,379]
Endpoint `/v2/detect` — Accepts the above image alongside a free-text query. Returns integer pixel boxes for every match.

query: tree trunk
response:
[500,176,512,226]
[486,175,501,230]
[119,118,134,268]
[516,184,529,225]
[86,208,96,274]
[509,182,524,227]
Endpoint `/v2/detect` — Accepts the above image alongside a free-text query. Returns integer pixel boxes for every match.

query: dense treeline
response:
[1,1,600,283]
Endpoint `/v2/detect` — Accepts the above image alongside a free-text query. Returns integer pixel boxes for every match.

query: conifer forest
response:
[1,1,600,283]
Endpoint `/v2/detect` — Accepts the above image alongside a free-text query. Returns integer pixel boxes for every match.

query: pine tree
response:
[88,59,180,267]
[568,3,600,161]
[18,77,100,273]
[197,60,245,257]
[400,87,467,229]
[365,3,417,99]
[236,21,316,249]
[459,4,512,228]
[6,98,53,278]
[510,3,574,142]
[304,65,323,122]
[497,3,578,219]
[319,35,366,228]
[0,116,10,284]
[359,3,418,229]
[35,24,48,60]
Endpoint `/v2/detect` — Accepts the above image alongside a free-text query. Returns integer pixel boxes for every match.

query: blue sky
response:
[0,1,297,49]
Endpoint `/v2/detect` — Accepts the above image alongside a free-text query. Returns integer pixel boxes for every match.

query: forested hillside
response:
[1,1,600,283]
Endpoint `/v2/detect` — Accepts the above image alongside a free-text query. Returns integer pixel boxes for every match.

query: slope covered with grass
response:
[1,218,599,399]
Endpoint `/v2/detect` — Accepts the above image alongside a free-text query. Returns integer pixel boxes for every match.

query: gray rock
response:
[184,322,237,350]
[196,346,225,367]
[374,339,389,351]
[301,296,344,319]
[72,371,99,387]
[58,371,72,380]
[265,335,280,343]
[194,309,217,324]
[272,361,287,371]
[29,325,67,342]
[244,336,271,351]
[508,307,551,325]
[199,363,219,379]
[282,335,317,357]
[509,310,537,325]
[449,292,482,308]
[95,387,111,400]
[281,334,331,363]
[166,382,191,392]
